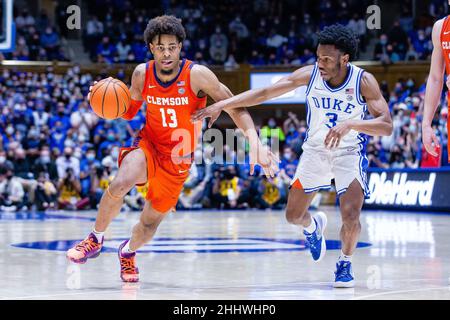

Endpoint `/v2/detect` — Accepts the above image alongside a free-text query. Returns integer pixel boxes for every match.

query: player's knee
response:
[109,176,135,197]
[140,214,163,231]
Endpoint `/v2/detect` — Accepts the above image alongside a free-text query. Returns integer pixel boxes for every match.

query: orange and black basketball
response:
[89,77,131,120]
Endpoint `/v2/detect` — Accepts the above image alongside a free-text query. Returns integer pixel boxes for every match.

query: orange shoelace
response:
[120,256,138,274]
[75,237,100,254]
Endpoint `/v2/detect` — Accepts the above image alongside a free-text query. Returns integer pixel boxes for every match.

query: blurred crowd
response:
[0,66,448,213]
[83,0,372,65]
[1,0,441,66]
[372,0,448,63]
[2,8,69,61]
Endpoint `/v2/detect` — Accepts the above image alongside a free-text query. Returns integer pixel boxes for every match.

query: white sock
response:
[303,217,317,234]
[92,229,104,242]
[121,240,135,254]
[338,251,352,262]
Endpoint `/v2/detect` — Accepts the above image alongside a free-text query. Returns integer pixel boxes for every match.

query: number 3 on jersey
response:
[325,112,338,128]
[160,108,178,128]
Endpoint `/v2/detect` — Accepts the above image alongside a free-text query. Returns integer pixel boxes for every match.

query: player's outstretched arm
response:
[324,72,393,149]
[190,64,279,177]
[422,18,445,157]
[190,65,314,125]
[121,63,146,121]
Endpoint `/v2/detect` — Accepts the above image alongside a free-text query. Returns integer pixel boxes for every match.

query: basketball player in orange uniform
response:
[423,7,450,159]
[66,15,278,282]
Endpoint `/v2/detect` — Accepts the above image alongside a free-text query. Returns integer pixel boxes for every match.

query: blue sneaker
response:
[334,261,355,288]
[303,211,327,262]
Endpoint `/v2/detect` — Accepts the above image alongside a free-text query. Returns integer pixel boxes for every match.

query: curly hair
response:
[317,24,358,61]
[144,15,186,46]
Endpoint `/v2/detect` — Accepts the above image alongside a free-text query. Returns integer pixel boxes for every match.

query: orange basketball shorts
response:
[118,137,191,213]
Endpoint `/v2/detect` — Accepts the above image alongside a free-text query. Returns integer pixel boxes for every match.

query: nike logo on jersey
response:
[148,85,157,88]
[179,169,189,174]
[314,86,325,91]
[444,31,450,35]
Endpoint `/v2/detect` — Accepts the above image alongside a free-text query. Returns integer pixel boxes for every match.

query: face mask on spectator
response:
[0,156,5,164]
[111,148,119,159]
[268,120,276,128]
[41,155,50,164]
[283,152,292,160]
[65,153,71,159]
[86,153,95,162]
[107,134,115,141]
[6,126,14,135]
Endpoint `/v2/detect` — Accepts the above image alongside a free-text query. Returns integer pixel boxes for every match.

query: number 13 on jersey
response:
[160,108,178,128]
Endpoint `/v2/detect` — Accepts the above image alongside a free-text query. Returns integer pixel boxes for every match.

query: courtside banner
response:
[364,168,450,211]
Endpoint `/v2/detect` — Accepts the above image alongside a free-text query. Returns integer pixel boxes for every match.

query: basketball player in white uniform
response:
[192,24,393,287]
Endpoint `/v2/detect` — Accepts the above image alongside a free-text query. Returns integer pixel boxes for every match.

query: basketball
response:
[89,77,131,120]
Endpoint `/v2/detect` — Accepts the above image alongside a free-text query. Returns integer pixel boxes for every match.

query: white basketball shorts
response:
[290,147,371,199]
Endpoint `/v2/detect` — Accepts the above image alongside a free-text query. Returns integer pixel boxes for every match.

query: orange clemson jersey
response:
[440,17,450,159]
[139,59,207,157]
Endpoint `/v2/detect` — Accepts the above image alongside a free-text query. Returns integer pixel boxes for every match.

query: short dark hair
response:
[317,24,358,61]
[144,15,186,47]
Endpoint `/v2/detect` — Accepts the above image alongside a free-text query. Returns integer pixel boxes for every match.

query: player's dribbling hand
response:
[324,122,352,149]
[422,125,440,157]
[249,143,280,178]
[191,101,225,128]
[87,77,113,101]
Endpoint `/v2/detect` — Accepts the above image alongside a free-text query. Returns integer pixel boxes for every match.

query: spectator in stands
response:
[278,145,298,200]
[34,172,57,211]
[33,147,59,183]
[115,35,132,63]
[96,36,116,63]
[256,176,285,209]
[283,112,303,152]
[374,34,390,62]
[260,118,285,148]
[57,167,88,210]
[85,16,104,60]
[211,165,242,209]
[0,163,25,211]
[209,26,228,64]
[56,146,80,179]
[40,27,60,60]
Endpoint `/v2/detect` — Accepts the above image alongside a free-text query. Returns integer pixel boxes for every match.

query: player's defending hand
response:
[191,101,225,128]
[249,143,280,178]
[422,125,440,157]
[324,122,352,149]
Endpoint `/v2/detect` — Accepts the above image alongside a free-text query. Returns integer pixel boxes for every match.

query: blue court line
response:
[11,237,372,254]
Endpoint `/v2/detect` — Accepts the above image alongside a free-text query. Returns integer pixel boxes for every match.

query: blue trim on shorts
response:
[304,184,332,193]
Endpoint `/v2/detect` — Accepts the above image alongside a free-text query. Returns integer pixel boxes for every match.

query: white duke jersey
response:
[303,62,368,153]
